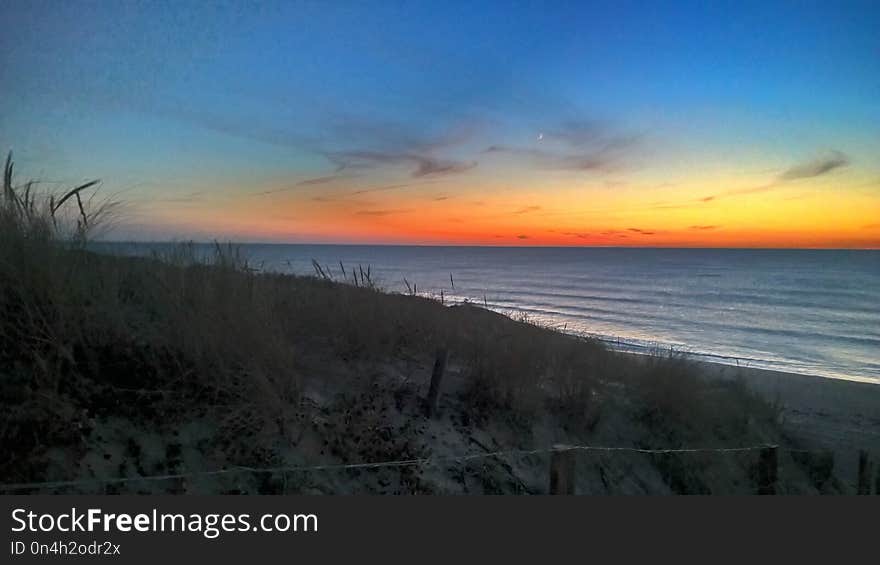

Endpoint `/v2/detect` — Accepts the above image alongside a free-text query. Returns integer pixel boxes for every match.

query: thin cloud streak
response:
[297,175,346,186]
[320,119,481,178]
[483,142,630,172]
[698,150,850,203]
[628,228,656,235]
[351,182,421,195]
[778,150,849,181]
[542,119,606,147]
[513,205,542,214]
[355,208,415,216]
[327,150,476,178]
[481,117,639,173]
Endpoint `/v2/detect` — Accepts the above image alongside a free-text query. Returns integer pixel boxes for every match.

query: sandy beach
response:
[697,360,880,484]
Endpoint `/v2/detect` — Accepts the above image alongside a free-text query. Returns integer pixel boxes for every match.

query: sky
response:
[2,0,879,247]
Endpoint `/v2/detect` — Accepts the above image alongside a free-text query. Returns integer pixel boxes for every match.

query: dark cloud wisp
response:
[778,150,849,181]
[355,208,415,216]
[697,150,850,203]
[514,205,541,214]
[328,150,476,178]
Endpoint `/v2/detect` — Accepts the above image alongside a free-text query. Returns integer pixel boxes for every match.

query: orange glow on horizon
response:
[134,172,880,248]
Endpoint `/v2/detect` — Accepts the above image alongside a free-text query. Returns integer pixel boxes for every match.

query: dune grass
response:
[1,153,806,493]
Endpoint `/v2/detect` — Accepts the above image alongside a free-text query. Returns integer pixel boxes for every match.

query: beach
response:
[697,360,880,483]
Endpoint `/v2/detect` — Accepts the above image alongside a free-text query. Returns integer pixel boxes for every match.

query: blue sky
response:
[2,1,878,245]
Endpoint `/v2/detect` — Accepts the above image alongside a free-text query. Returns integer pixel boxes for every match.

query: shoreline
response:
[613,345,880,386]
[441,294,880,386]
[614,348,880,430]
[603,349,880,486]
[689,357,880,420]
[486,298,880,466]
[688,356,880,482]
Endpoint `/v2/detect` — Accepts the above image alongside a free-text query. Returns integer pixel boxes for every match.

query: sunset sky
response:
[2,1,879,247]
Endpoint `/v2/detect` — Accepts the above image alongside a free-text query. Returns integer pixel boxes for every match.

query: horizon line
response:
[96,240,880,251]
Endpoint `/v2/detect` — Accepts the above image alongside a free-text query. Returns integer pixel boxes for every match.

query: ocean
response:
[97,244,880,383]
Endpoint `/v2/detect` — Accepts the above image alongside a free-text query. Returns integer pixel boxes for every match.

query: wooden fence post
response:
[857,450,872,495]
[875,460,880,495]
[757,445,778,495]
[549,446,576,494]
[425,347,448,418]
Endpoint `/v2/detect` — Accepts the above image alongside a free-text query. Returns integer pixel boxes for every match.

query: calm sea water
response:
[98,244,880,383]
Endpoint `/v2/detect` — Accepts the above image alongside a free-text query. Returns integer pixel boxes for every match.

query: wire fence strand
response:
[0,443,787,492]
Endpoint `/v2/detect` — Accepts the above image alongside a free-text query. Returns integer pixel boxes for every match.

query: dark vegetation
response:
[0,153,828,493]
